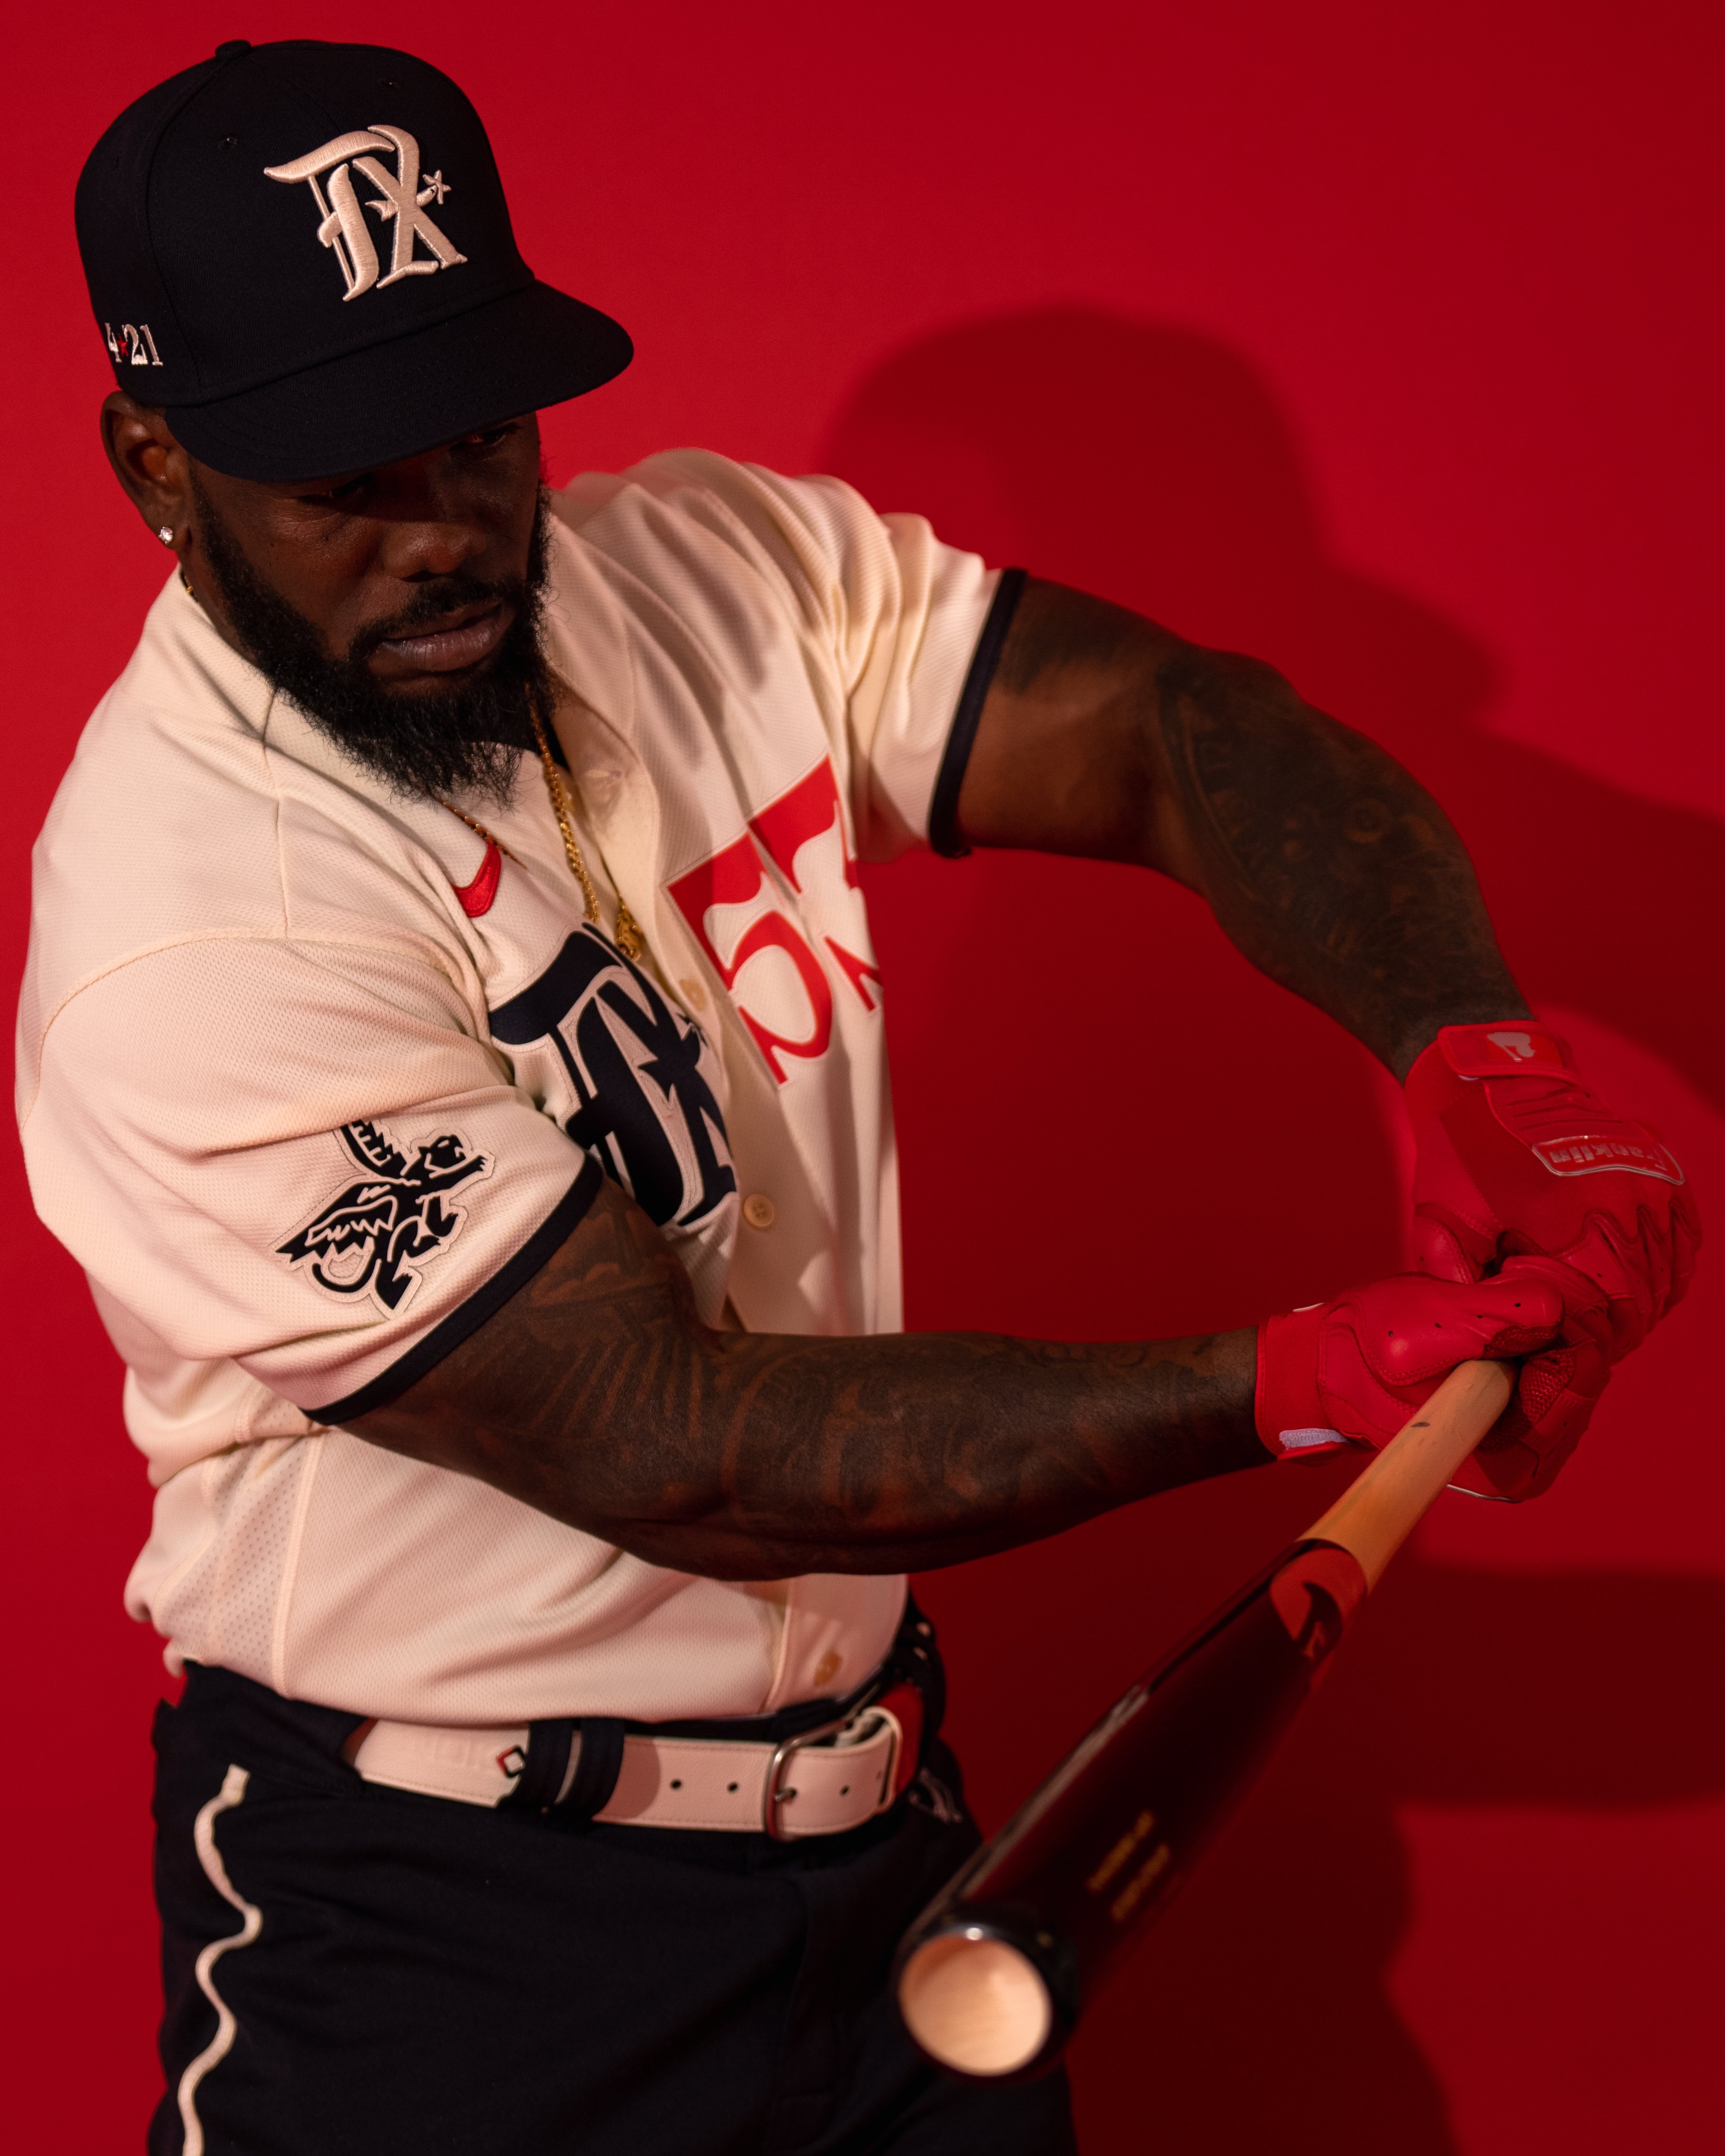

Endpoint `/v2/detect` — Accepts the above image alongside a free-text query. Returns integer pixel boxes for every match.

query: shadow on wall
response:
[830,305,1725,1170]
[822,311,1725,2152]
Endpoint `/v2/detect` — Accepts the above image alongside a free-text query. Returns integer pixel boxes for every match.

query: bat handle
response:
[1302,1358,1514,1589]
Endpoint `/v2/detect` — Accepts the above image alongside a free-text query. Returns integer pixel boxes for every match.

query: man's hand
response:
[1405,1022,1701,1362]
[1256,1263,1610,1499]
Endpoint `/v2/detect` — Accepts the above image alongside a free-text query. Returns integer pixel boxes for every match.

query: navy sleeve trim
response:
[928,566,1028,860]
[307,1154,606,1426]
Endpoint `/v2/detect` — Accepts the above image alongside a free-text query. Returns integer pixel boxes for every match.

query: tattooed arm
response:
[353,1174,1263,1577]
[958,580,1529,1077]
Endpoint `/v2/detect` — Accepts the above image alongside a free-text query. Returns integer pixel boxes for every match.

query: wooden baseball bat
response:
[894,1358,1514,2080]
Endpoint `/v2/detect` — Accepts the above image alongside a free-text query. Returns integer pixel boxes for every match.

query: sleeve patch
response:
[276,1119,493,1313]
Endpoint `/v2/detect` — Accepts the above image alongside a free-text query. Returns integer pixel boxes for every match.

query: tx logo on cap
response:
[264,125,466,301]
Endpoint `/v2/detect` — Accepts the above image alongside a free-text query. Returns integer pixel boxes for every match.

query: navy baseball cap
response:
[75,39,632,481]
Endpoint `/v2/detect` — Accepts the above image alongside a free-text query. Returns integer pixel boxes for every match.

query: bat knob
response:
[897,1924,1054,2078]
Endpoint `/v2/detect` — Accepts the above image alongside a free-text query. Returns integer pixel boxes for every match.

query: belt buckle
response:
[763,1699,903,1841]
[763,1711,850,1840]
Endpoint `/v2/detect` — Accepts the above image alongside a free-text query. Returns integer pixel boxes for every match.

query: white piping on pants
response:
[177,1764,262,2156]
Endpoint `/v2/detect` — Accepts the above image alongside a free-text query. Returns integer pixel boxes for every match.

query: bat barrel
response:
[895,1536,1368,2079]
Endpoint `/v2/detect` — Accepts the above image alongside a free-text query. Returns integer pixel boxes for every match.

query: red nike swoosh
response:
[453,839,502,919]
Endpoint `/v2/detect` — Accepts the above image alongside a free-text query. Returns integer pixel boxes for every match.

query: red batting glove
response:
[1256,1261,1610,1500]
[1406,1022,1700,1363]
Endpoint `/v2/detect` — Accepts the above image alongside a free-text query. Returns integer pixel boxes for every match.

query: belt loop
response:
[899,1596,944,1756]
[559,1717,626,1821]
[498,1718,575,1814]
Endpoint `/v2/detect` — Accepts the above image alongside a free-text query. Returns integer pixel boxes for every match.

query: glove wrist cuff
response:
[1255,1305,1341,1460]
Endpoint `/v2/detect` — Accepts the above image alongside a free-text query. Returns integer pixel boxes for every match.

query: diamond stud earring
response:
[156,525,174,545]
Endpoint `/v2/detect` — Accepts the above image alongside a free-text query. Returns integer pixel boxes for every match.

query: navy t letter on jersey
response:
[488,926,735,1229]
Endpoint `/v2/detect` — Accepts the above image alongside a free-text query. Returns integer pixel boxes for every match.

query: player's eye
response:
[298,471,374,506]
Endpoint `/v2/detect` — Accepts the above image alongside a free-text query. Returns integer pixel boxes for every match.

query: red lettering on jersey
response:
[749,760,880,1010]
[749,760,861,894]
[824,935,883,1013]
[667,834,834,1081]
[667,757,882,1083]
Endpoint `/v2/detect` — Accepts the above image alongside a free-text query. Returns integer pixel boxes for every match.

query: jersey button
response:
[742,1192,777,1231]
[678,976,708,1011]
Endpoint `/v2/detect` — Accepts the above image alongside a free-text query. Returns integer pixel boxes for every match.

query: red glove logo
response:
[1468,1026,1554,1069]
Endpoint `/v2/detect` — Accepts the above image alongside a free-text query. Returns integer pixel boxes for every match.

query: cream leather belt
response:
[348,1695,914,1839]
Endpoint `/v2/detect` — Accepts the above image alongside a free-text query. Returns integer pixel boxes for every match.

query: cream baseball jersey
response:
[17,451,1001,1724]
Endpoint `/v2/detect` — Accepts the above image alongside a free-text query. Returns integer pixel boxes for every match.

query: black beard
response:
[189,478,556,806]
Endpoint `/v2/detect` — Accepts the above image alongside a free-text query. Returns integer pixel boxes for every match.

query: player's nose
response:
[373,511,492,584]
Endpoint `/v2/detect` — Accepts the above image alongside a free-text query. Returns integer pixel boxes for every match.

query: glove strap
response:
[1255,1306,1348,1461]
[1430,1022,1572,1079]
[1404,1022,1574,1137]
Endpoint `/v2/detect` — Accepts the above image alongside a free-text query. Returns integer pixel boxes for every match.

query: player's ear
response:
[101,392,192,546]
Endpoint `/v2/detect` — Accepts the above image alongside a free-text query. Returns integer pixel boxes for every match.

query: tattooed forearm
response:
[964,578,1529,1077]
[353,1176,1264,1578]
[1153,645,1528,1075]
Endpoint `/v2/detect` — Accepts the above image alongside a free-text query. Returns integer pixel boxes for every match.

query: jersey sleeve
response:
[21,934,601,1425]
[561,450,1012,860]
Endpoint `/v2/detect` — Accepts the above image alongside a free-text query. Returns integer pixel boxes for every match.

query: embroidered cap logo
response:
[264,125,465,301]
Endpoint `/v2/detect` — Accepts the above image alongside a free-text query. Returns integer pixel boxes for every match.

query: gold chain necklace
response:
[434,714,644,963]
[437,796,520,865]
[530,708,644,961]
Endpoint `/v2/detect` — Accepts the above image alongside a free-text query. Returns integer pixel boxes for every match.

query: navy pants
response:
[149,1666,1076,2154]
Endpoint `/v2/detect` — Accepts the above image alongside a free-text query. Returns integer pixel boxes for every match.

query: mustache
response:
[347,572,533,666]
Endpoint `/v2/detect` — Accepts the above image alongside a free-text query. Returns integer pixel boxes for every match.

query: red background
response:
[6,4,1723,2148]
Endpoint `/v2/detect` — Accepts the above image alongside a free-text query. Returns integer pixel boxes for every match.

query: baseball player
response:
[19,37,1696,2156]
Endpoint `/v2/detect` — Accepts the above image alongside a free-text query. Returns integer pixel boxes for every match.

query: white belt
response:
[348,1699,911,1839]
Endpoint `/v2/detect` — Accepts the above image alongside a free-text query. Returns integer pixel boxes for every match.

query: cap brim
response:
[166,280,632,482]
